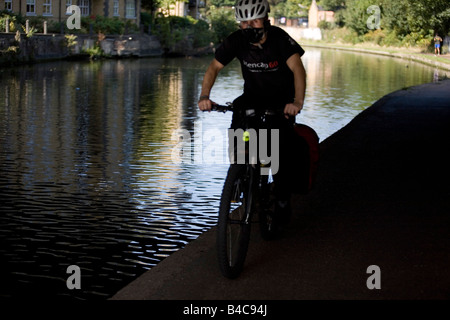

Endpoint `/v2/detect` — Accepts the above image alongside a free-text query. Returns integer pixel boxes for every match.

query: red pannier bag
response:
[291,123,319,194]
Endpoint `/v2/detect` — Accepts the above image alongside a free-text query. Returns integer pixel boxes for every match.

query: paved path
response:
[112,80,450,300]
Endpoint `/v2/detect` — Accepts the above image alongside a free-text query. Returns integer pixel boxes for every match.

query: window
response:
[43,0,52,16]
[125,0,136,18]
[79,0,89,16]
[5,0,12,11]
[26,0,36,15]
[65,0,72,15]
[113,0,119,16]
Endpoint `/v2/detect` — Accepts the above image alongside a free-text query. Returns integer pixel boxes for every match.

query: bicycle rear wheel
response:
[217,164,252,279]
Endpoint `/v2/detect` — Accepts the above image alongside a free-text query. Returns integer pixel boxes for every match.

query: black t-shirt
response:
[215,26,305,108]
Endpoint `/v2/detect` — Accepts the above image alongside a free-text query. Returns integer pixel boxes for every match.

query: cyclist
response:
[198,0,307,222]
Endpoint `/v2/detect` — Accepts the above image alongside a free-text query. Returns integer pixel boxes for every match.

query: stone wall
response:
[0,33,163,65]
[0,33,68,63]
[98,34,163,57]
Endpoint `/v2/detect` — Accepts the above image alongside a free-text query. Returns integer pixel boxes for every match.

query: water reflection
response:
[0,49,447,299]
[299,48,449,138]
[0,58,229,300]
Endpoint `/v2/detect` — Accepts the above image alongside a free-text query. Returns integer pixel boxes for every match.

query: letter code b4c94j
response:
[228,304,267,316]
[183,304,267,317]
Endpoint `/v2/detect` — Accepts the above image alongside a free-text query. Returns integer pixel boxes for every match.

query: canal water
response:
[0,48,447,300]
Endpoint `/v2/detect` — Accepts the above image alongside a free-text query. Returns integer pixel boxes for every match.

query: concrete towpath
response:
[111,79,450,300]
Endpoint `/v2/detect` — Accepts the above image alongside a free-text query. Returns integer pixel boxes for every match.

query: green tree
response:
[272,0,310,19]
[319,0,346,11]
[210,0,235,6]
[378,0,409,35]
[343,0,374,36]
[337,0,449,47]
[208,6,239,44]
[342,0,450,37]
[400,0,450,36]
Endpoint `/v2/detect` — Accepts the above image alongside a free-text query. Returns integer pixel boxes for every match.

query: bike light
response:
[243,131,250,142]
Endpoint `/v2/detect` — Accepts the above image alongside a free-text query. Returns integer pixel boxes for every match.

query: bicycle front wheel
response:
[217,164,252,279]
[258,173,278,240]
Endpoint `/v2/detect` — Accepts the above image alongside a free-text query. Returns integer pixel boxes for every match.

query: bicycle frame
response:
[212,103,285,278]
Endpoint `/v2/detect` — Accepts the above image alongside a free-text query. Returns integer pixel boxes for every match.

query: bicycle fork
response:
[244,168,252,225]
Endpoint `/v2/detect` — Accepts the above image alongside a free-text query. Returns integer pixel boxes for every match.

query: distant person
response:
[434,34,443,55]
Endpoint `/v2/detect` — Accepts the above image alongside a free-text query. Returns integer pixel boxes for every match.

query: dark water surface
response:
[0,50,447,299]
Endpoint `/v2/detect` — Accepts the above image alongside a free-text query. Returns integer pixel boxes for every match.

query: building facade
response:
[1,0,140,26]
[308,0,334,28]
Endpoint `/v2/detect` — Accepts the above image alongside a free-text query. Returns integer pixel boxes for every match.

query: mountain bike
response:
[210,103,284,279]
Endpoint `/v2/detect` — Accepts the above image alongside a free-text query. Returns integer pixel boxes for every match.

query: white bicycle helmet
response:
[235,0,270,22]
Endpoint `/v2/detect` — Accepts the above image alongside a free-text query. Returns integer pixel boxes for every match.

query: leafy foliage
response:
[207,6,239,44]
[272,0,311,19]
[342,0,374,36]
[315,0,449,49]
[210,0,236,6]
[151,15,216,51]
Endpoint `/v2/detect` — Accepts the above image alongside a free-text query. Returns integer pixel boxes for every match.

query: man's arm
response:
[198,58,225,111]
[284,53,306,117]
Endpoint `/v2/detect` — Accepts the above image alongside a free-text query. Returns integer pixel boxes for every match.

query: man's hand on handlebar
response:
[198,95,214,112]
[283,101,303,119]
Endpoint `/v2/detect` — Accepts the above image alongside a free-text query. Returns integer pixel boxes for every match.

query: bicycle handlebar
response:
[210,104,234,113]
[206,103,298,118]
